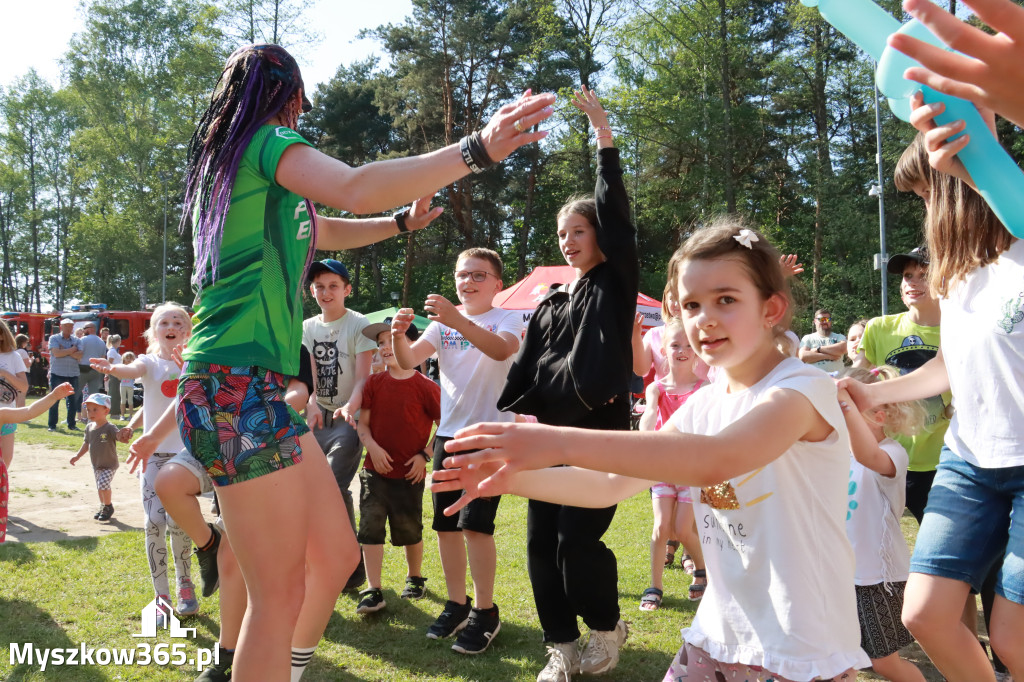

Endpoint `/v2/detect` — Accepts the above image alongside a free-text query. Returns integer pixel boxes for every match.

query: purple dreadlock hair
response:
[181,44,316,294]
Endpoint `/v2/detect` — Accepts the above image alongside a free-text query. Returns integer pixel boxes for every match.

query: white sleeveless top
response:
[669,357,868,679]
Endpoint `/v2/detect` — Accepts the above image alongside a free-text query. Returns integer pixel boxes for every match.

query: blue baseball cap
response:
[307,259,350,284]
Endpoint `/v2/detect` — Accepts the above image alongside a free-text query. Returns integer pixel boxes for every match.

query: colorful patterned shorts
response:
[177,362,309,487]
[93,467,116,491]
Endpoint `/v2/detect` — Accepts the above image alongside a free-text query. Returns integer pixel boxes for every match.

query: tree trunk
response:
[811,21,835,309]
[401,233,415,307]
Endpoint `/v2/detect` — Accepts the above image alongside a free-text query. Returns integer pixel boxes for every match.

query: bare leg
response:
[363,545,385,589]
[902,573,995,682]
[154,464,212,546]
[464,530,496,609]
[217,534,246,650]
[674,499,704,574]
[1,432,14,468]
[989,595,1024,681]
[649,496,675,592]
[870,652,926,682]
[405,541,423,578]
[99,489,112,505]
[290,434,358,648]
[437,530,468,603]
[216,462,309,680]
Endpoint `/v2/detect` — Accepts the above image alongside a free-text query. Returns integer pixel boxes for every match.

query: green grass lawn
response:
[1,430,943,680]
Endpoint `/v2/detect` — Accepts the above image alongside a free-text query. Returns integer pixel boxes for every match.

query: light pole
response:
[871,83,889,316]
[158,171,168,303]
[390,291,400,309]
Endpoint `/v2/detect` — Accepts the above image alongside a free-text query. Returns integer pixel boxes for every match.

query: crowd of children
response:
[3,4,1023,680]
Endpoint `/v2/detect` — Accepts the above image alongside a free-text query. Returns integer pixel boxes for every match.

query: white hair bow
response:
[733,229,759,249]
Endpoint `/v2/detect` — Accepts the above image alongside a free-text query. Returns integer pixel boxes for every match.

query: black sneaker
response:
[96,505,114,521]
[195,523,221,598]
[195,643,233,681]
[355,587,386,615]
[401,576,427,600]
[343,557,366,592]
[426,598,472,640]
[93,505,106,520]
[451,604,501,655]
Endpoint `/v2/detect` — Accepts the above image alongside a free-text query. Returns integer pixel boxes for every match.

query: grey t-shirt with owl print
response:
[302,310,377,410]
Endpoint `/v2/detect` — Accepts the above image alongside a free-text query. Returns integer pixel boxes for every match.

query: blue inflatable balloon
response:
[802,0,1024,238]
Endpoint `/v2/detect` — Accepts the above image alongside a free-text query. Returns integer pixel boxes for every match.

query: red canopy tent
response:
[493,265,663,331]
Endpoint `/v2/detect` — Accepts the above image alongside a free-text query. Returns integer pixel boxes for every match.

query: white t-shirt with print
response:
[668,357,867,680]
[940,238,1024,468]
[0,350,25,407]
[422,307,524,437]
[137,354,184,454]
[302,311,376,410]
[846,438,911,586]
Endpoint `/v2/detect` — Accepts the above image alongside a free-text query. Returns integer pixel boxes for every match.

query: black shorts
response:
[431,435,501,535]
[357,468,424,546]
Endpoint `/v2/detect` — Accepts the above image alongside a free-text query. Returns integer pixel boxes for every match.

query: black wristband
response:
[459,132,495,174]
[460,135,484,174]
[418,449,431,462]
[394,209,410,233]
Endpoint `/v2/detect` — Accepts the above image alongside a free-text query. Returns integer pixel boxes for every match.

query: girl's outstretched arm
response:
[316,192,444,251]
[837,387,897,477]
[91,356,146,380]
[441,386,831,500]
[839,349,949,412]
[0,383,75,424]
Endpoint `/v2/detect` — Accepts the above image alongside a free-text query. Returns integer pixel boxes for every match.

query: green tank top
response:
[184,125,314,376]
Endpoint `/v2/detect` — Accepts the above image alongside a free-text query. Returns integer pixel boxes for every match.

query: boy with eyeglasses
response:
[391,247,523,655]
[798,308,847,374]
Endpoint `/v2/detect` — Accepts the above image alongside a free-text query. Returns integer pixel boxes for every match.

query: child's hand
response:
[126,434,156,474]
[171,343,187,370]
[836,386,855,415]
[632,312,644,338]
[90,358,113,373]
[368,444,393,474]
[405,453,428,485]
[390,309,415,336]
[835,376,877,414]
[306,397,323,430]
[570,84,609,128]
[423,294,462,329]
[405,192,445,233]
[116,427,134,444]
[442,422,565,494]
[69,455,79,466]
[429,460,503,516]
[333,404,356,428]
[779,254,804,278]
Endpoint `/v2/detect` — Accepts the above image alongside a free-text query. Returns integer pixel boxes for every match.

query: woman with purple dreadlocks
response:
[168,44,554,680]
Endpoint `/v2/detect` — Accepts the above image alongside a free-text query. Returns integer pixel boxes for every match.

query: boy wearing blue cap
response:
[70,393,120,521]
[302,258,377,588]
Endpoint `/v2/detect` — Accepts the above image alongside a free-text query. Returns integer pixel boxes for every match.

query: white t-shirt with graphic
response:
[0,350,25,407]
[137,354,184,454]
[846,438,911,586]
[302,311,376,410]
[668,357,868,680]
[940,238,1024,468]
[799,331,847,374]
[422,307,524,437]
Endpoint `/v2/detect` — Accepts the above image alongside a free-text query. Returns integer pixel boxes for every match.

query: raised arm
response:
[277,93,555,215]
[837,387,897,477]
[422,296,519,362]
[631,314,653,376]
[391,311,438,370]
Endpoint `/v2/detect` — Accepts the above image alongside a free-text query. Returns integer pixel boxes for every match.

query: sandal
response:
[688,570,707,602]
[681,554,695,574]
[664,540,679,567]
[639,587,663,611]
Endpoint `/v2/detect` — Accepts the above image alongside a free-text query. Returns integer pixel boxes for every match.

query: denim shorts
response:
[910,446,1024,605]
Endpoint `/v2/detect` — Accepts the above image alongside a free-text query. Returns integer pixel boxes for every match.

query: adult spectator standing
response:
[798,309,847,373]
[77,322,107,421]
[47,319,82,431]
[854,247,949,524]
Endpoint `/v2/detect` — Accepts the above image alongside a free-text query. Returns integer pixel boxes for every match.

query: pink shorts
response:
[663,642,858,682]
[652,483,692,504]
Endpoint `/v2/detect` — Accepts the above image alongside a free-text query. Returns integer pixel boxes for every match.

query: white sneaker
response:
[537,641,580,682]
[579,620,628,675]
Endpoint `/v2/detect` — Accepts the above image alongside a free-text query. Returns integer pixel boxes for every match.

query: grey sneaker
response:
[537,641,580,682]
[579,620,627,675]
[176,577,200,616]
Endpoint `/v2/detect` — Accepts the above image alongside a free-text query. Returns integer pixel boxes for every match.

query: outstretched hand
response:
[479,90,555,164]
[570,84,610,128]
[779,254,804,278]
[404,192,444,233]
[890,0,1024,129]
[90,358,113,374]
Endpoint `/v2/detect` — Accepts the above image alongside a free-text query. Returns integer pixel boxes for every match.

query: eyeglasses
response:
[454,270,497,283]
[815,316,832,322]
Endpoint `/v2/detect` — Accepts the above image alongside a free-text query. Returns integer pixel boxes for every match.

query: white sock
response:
[290,646,316,682]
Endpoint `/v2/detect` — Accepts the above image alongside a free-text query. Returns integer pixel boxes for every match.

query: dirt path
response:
[5,442,162,543]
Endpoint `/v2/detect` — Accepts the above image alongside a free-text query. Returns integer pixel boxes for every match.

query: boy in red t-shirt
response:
[348,322,440,615]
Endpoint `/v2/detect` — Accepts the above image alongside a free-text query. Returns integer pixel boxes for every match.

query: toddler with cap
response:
[69,393,121,521]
